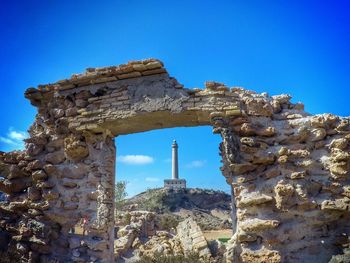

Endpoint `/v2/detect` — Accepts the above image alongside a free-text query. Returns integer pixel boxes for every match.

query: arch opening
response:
[113,126,234,261]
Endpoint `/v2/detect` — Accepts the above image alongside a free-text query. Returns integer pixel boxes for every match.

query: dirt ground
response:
[203,229,232,240]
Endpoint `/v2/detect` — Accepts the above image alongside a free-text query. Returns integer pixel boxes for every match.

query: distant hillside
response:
[119,188,232,230]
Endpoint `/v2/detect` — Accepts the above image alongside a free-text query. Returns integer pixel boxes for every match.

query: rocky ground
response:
[115,212,229,263]
[114,188,233,262]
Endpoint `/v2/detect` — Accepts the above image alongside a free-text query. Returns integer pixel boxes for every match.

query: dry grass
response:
[203,229,232,241]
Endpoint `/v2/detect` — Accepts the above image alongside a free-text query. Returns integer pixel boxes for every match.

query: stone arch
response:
[0,59,349,263]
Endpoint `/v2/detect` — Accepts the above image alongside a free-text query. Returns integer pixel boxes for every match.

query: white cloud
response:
[145,177,160,182]
[0,127,28,150]
[186,160,206,168]
[163,158,172,163]
[9,130,27,140]
[117,155,154,165]
[0,137,16,145]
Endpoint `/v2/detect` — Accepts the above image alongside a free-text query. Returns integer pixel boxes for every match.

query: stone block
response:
[117,72,142,79]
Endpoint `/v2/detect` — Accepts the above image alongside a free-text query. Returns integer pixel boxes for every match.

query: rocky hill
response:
[119,188,232,230]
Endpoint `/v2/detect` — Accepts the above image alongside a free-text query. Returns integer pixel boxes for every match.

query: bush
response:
[218,237,230,243]
[158,214,181,231]
[141,189,167,212]
[122,213,131,225]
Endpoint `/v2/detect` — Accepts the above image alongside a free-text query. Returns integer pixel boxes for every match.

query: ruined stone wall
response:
[218,90,350,262]
[0,58,349,263]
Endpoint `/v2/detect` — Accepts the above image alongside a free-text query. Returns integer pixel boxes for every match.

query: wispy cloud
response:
[117,155,154,165]
[0,127,28,150]
[163,158,172,163]
[145,177,160,182]
[186,160,206,168]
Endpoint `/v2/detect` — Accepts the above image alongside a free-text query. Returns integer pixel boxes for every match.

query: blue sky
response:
[0,1,349,196]
[116,127,224,196]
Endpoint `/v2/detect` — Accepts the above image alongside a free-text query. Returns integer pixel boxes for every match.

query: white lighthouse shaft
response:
[172,140,179,179]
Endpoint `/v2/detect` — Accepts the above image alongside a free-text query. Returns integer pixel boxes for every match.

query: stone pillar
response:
[84,133,115,263]
[172,140,179,180]
[44,131,116,263]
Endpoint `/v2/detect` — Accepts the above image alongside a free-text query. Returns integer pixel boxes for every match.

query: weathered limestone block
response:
[205,81,226,90]
[115,227,138,255]
[141,68,167,76]
[257,126,276,137]
[42,189,60,201]
[230,163,257,174]
[27,186,41,201]
[330,163,349,179]
[52,108,65,118]
[328,148,350,180]
[62,178,78,188]
[263,167,281,179]
[0,178,31,194]
[237,192,273,208]
[243,97,273,117]
[32,170,47,181]
[274,181,295,210]
[75,98,88,108]
[241,248,281,263]
[309,128,327,141]
[85,238,109,251]
[329,254,350,263]
[238,123,276,137]
[328,237,350,263]
[240,218,280,232]
[329,138,348,149]
[331,149,350,162]
[289,171,307,179]
[251,150,275,165]
[321,198,350,211]
[27,159,43,170]
[176,217,211,258]
[118,71,142,79]
[65,107,78,117]
[26,143,44,156]
[236,230,257,242]
[45,150,65,164]
[87,191,98,200]
[57,163,88,179]
[6,165,27,179]
[336,118,350,131]
[64,135,89,161]
[272,94,291,105]
[63,202,78,210]
[310,114,340,129]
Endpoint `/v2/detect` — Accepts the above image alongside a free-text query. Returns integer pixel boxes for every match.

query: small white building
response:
[164,140,186,190]
[164,179,186,189]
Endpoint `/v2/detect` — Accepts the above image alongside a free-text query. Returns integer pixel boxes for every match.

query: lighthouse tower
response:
[164,140,186,190]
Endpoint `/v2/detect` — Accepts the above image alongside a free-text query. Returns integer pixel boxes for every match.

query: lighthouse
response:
[172,140,179,180]
[164,140,186,190]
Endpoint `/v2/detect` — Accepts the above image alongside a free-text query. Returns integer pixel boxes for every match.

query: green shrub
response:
[218,237,230,243]
[122,213,131,225]
[141,189,167,212]
[158,214,181,231]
